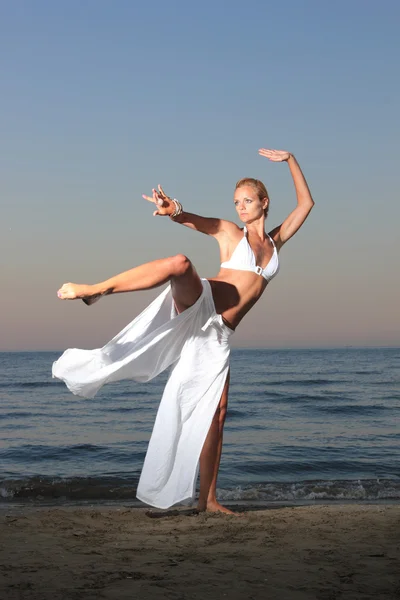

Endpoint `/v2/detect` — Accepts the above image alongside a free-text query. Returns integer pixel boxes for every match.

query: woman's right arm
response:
[143,185,238,240]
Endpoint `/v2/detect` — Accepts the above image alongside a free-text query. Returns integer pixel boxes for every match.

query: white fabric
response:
[52,279,233,509]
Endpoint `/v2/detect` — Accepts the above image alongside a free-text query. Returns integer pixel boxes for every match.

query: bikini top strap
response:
[267,232,276,249]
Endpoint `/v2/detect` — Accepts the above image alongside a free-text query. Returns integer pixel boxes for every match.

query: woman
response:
[53,148,314,514]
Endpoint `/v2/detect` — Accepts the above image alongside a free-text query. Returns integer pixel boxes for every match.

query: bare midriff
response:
[208,268,268,330]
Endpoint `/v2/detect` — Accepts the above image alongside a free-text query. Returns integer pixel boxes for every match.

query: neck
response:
[244,218,266,239]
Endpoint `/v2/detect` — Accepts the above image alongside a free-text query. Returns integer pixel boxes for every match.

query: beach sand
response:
[1,504,399,599]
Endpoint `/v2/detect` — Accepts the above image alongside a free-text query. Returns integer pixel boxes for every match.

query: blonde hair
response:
[235,178,270,218]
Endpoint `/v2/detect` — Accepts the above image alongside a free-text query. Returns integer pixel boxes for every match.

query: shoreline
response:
[2,497,400,512]
[1,503,399,599]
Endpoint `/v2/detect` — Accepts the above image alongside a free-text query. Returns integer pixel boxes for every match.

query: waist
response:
[207,276,266,331]
[221,315,235,332]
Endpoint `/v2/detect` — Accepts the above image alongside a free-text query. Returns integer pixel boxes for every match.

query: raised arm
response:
[142,185,239,240]
[259,149,314,248]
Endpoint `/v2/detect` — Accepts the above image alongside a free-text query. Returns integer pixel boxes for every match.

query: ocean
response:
[0,348,399,506]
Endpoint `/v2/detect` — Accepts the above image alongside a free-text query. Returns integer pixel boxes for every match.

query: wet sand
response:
[1,504,399,599]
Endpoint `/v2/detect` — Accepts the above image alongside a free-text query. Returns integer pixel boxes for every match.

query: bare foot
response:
[198,500,241,516]
[57,283,93,301]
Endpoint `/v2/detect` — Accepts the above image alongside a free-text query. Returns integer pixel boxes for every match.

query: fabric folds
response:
[52,279,233,508]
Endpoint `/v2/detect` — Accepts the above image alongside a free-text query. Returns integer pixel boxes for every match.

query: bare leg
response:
[57,254,203,311]
[198,372,238,515]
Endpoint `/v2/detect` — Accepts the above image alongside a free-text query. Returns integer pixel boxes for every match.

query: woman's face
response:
[233,185,267,223]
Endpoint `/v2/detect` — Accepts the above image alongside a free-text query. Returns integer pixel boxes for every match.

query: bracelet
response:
[170,199,183,218]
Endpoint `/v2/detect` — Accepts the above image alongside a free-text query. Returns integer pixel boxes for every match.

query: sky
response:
[1,0,399,351]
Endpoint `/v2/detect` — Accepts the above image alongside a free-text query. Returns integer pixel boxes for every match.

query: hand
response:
[259,148,291,162]
[142,184,174,216]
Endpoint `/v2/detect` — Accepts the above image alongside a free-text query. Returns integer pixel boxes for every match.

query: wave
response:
[217,478,400,502]
[0,474,140,501]
[313,404,392,415]
[0,381,64,389]
[240,378,337,388]
[0,443,146,464]
[1,476,399,504]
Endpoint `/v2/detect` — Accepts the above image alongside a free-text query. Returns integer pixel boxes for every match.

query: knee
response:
[170,254,192,277]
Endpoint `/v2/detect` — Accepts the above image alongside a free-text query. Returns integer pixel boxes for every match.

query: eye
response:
[245,199,253,204]
[234,200,239,206]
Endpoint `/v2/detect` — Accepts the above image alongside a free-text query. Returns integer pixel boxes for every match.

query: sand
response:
[1,503,399,599]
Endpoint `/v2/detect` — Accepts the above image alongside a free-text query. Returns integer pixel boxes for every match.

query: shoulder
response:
[214,219,243,241]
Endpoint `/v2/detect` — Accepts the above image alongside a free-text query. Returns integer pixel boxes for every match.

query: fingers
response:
[258,148,288,162]
[259,149,277,161]
[142,189,165,206]
[157,184,167,198]
[158,184,173,206]
[259,149,274,160]
[143,185,171,214]
[154,195,164,210]
[259,148,288,155]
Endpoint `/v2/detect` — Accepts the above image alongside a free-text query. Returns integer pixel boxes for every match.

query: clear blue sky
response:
[1,0,399,350]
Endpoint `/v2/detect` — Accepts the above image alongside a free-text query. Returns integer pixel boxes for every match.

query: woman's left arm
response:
[259,149,315,248]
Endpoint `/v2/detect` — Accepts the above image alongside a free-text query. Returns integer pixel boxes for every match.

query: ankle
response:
[206,494,217,506]
[92,282,111,296]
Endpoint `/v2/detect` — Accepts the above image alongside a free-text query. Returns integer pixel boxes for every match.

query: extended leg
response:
[198,371,238,515]
[57,254,203,311]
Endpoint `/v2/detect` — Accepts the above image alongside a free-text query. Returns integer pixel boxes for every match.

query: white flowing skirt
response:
[52,279,233,509]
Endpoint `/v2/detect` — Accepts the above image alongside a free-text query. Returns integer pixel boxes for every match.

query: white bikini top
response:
[220,226,279,282]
